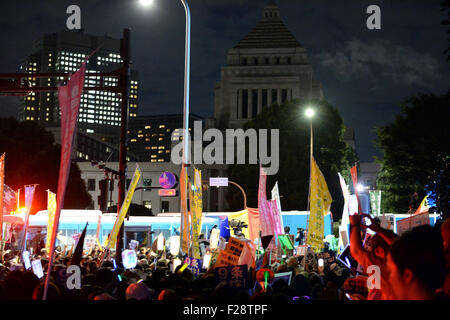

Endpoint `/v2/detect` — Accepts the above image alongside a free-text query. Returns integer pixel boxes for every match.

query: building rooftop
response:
[234,2,302,49]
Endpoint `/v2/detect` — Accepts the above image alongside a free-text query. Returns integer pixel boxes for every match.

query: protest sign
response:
[215,250,240,267]
[215,265,249,288]
[295,245,308,257]
[210,229,220,249]
[225,237,245,258]
[183,257,202,276]
[122,250,137,269]
[129,240,139,251]
[32,259,44,279]
[316,250,337,265]
[396,212,430,236]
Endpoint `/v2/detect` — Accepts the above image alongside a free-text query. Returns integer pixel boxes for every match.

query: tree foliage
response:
[227,99,357,220]
[0,117,92,213]
[376,92,450,215]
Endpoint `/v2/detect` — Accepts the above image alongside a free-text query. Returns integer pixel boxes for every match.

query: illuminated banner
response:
[258,166,275,248]
[45,191,56,251]
[209,177,228,187]
[107,164,141,248]
[180,164,190,254]
[306,157,332,253]
[0,153,4,244]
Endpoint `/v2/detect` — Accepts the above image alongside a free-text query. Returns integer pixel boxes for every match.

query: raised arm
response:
[349,214,371,269]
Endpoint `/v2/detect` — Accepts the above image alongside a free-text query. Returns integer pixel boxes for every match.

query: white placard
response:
[22,251,31,270]
[209,177,228,187]
[31,259,44,278]
[210,229,220,249]
[129,240,139,251]
[122,249,137,269]
[169,236,180,256]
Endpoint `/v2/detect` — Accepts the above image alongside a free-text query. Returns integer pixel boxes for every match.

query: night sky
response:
[0,0,448,161]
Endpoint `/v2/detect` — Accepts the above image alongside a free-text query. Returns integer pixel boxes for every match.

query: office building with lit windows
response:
[18,30,138,143]
[128,114,204,163]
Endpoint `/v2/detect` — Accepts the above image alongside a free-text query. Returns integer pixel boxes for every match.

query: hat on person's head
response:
[125,281,154,300]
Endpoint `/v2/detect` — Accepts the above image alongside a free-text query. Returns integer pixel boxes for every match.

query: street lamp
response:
[138,0,154,6]
[139,0,191,254]
[305,107,315,165]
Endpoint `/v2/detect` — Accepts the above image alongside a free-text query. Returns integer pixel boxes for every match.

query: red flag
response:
[43,60,86,300]
[0,153,5,246]
[350,164,363,214]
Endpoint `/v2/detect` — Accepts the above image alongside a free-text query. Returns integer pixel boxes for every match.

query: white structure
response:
[213,1,323,129]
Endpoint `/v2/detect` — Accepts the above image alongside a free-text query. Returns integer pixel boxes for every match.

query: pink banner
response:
[43,60,86,300]
[269,199,282,244]
[247,207,260,243]
[258,166,275,248]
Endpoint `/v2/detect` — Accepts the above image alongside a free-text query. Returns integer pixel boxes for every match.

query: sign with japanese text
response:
[214,265,249,288]
[183,257,202,276]
[225,237,245,258]
[209,177,228,187]
[396,212,430,236]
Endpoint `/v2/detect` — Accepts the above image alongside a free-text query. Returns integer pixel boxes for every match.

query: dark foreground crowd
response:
[0,217,449,301]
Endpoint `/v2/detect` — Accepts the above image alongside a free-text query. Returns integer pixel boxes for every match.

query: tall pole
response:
[116,28,130,264]
[304,118,313,264]
[180,0,191,255]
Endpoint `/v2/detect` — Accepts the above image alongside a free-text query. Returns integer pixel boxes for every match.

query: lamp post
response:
[139,0,191,254]
[304,107,315,260]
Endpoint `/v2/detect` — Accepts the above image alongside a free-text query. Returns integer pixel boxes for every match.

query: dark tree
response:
[0,117,92,213]
[227,99,357,220]
[376,92,450,215]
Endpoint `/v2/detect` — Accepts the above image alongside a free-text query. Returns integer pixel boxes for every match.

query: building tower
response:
[18,30,139,143]
[213,1,323,129]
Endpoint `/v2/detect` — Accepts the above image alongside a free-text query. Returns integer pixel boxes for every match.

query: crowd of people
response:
[0,216,448,301]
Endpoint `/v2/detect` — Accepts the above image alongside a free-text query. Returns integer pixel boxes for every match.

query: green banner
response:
[369,190,381,216]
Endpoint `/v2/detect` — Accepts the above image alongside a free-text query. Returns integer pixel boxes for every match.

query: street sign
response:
[159,171,176,189]
[158,189,176,197]
[210,177,228,187]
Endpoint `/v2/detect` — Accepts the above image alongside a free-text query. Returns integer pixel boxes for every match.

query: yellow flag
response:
[306,156,332,252]
[46,190,57,251]
[190,168,203,259]
[107,164,141,248]
[180,165,190,254]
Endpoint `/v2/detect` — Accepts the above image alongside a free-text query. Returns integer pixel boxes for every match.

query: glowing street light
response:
[357,183,365,193]
[305,107,315,118]
[139,0,154,6]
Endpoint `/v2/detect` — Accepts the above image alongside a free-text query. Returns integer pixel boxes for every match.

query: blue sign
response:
[159,171,176,189]
[219,217,230,241]
[184,257,202,276]
[214,265,249,288]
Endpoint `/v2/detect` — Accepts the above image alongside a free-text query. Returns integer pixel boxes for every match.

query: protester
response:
[387,225,447,300]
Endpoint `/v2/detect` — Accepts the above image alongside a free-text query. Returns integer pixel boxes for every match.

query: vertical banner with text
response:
[45,191,56,251]
[0,153,5,245]
[191,168,203,259]
[44,59,86,300]
[369,190,381,216]
[107,165,141,248]
[306,157,332,253]
[258,166,275,248]
[271,182,284,240]
[350,164,363,214]
[180,164,190,254]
